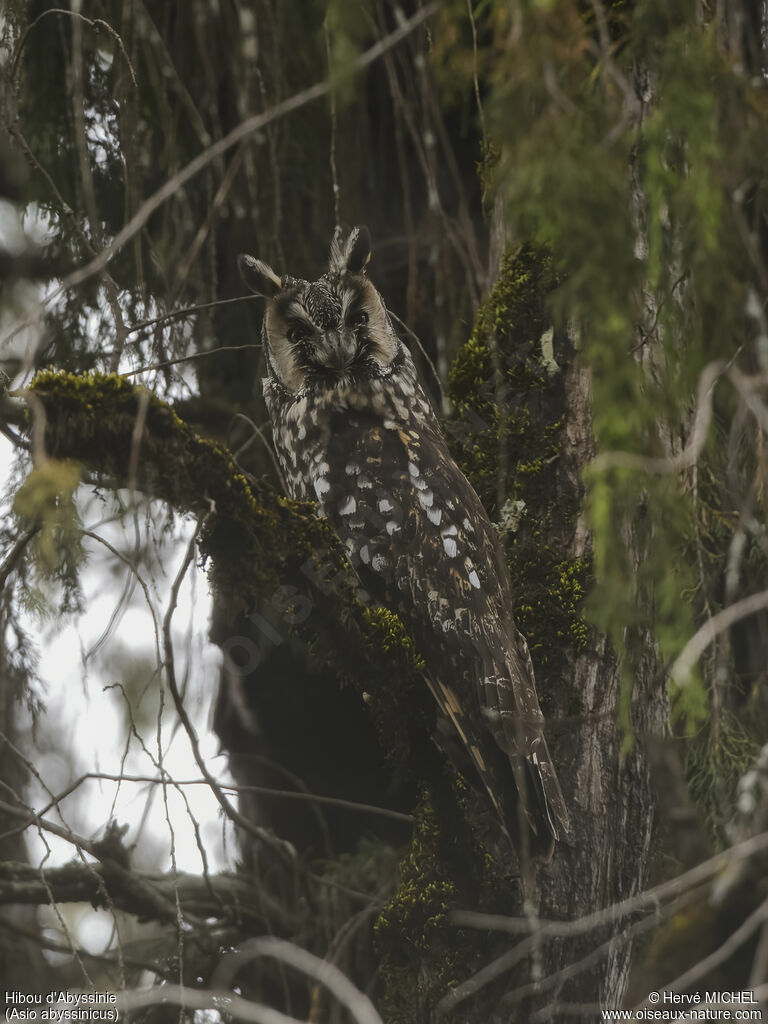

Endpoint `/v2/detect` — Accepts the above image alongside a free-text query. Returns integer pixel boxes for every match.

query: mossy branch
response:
[0,859,299,933]
[24,370,426,756]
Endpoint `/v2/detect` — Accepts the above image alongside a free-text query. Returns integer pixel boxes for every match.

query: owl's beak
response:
[324,331,352,370]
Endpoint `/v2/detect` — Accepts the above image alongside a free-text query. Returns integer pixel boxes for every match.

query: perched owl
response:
[238,227,569,857]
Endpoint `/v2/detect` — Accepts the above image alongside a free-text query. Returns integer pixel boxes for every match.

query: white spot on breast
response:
[462,517,475,533]
[383,418,397,429]
[298,424,307,440]
[346,462,358,476]
[339,495,357,515]
[418,489,434,509]
[314,477,330,499]
[386,520,400,536]
[427,507,442,526]
[378,498,393,513]
[468,569,481,589]
[360,545,370,564]
[442,524,458,537]
[408,461,419,477]
[372,553,387,571]
[443,537,458,558]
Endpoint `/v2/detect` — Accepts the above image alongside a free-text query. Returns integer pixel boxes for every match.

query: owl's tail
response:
[522,736,570,848]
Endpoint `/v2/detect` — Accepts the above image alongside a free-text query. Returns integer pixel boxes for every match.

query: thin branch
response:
[590,360,725,475]
[671,588,768,685]
[388,309,444,407]
[230,412,287,493]
[161,515,293,864]
[451,829,768,938]
[80,529,161,665]
[633,896,768,1013]
[0,802,183,926]
[18,4,438,310]
[0,914,159,974]
[0,526,39,591]
[20,770,412,826]
[0,859,298,933]
[121,344,263,378]
[124,295,263,339]
[466,0,486,144]
[117,984,305,1024]
[210,937,384,1024]
[443,886,705,1017]
[10,8,137,87]
[68,9,129,372]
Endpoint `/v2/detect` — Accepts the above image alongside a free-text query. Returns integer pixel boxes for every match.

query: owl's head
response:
[239,226,399,394]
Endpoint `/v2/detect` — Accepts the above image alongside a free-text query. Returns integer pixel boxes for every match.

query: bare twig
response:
[10,8,136,87]
[15,770,412,827]
[22,5,438,306]
[591,360,725,475]
[230,412,287,493]
[117,984,305,1024]
[0,801,183,926]
[0,526,39,591]
[69,11,129,372]
[633,896,768,1013]
[388,310,444,407]
[124,295,262,339]
[466,0,486,144]
[161,516,293,863]
[671,588,768,685]
[452,832,768,939]
[0,858,297,933]
[323,19,341,230]
[80,529,161,664]
[210,937,384,1024]
[121,343,263,378]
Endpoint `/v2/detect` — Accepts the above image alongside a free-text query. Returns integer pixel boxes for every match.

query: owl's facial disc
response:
[240,226,397,394]
[262,275,396,393]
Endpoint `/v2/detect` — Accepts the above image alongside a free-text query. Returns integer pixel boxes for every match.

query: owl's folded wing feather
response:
[320,406,569,845]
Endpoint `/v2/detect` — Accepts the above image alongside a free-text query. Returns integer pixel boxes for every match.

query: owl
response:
[238,227,569,857]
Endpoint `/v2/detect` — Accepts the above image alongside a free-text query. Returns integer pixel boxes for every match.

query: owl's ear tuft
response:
[345,225,372,274]
[329,225,371,277]
[238,254,282,298]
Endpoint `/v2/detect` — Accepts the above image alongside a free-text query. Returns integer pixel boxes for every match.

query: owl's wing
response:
[320,407,569,845]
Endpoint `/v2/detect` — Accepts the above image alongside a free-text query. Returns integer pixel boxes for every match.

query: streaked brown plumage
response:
[239,226,569,856]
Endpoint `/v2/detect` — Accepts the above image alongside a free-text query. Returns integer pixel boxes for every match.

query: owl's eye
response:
[287,323,311,344]
[351,310,369,329]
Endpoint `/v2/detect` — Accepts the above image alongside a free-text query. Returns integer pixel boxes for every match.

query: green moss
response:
[448,245,590,706]
[361,606,426,669]
[374,246,592,1017]
[374,794,465,1022]
[375,778,517,1022]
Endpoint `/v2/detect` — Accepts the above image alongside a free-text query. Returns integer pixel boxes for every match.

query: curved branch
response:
[0,859,298,933]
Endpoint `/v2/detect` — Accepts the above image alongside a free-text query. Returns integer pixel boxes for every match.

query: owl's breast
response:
[264,361,434,506]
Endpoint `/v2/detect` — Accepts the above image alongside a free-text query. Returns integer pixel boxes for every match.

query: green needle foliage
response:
[437,0,768,813]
